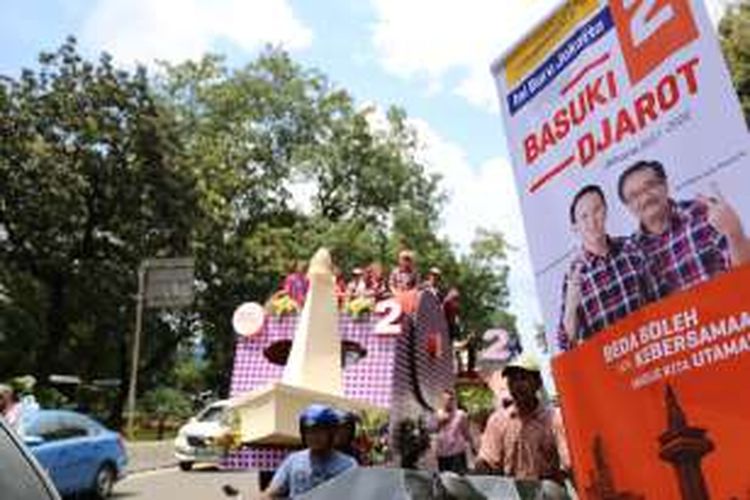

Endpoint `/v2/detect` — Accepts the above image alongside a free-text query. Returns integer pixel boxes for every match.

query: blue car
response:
[19,410,127,499]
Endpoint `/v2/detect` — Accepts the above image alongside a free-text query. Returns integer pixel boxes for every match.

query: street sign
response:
[142,258,195,309]
[127,256,194,439]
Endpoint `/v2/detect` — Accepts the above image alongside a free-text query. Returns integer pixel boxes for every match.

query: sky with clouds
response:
[0,0,728,371]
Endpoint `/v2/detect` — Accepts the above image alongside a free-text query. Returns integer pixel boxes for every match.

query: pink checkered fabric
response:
[228,315,399,407]
[224,296,454,471]
[223,446,298,470]
[224,313,402,470]
[228,316,295,398]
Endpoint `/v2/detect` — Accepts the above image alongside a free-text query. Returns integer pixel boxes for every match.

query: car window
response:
[59,413,99,437]
[23,413,62,441]
[198,406,225,423]
[25,413,92,442]
[0,420,59,499]
[52,413,96,440]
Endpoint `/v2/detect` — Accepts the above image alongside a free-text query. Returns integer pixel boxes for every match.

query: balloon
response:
[232,302,265,337]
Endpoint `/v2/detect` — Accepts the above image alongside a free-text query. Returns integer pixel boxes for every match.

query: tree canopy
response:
[720,0,750,124]
[0,38,516,427]
[0,38,199,423]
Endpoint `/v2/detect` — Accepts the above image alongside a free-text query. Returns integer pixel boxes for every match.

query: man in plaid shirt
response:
[618,160,750,294]
[557,185,664,351]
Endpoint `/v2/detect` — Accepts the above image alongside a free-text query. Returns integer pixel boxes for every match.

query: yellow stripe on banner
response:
[505,0,599,88]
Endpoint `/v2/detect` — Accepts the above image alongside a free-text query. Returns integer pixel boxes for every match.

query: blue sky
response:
[0,0,727,365]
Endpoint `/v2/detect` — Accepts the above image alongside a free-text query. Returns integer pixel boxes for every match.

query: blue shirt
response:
[269,449,357,497]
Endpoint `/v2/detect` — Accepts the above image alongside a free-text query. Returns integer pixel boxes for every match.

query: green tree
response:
[140,386,192,440]
[0,37,199,426]
[720,0,750,123]
[157,49,451,393]
[1,40,518,421]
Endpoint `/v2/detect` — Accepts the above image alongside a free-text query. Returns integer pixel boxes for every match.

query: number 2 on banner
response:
[374,299,402,335]
[623,0,674,47]
[611,0,698,84]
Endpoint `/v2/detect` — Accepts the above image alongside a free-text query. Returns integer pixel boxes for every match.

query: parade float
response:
[221,248,455,477]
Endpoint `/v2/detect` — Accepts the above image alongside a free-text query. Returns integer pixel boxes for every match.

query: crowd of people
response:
[251,353,570,498]
[264,249,573,493]
[276,249,461,333]
[433,355,569,489]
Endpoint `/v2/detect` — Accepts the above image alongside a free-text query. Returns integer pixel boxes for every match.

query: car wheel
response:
[92,464,115,499]
[179,461,194,471]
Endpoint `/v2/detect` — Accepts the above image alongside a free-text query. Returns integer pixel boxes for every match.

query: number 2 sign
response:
[611,0,699,84]
[374,299,403,335]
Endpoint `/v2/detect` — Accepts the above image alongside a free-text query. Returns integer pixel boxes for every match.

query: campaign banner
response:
[492,0,750,497]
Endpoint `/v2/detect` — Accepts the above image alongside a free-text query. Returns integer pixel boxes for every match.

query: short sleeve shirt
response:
[477,405,569,481]
[269,449,357,497]
[346,278,369,299]
[435,409,470,458]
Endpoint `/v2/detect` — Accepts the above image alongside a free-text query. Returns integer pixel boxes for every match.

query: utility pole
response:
[126,265,146,440]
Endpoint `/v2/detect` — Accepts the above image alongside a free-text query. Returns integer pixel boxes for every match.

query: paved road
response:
[125,441,176,473]
[113,466,261,500]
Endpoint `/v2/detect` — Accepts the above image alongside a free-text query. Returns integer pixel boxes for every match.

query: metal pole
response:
[126,265,146,440]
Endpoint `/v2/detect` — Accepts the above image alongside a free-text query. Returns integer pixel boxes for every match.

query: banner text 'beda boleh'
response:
[493,0,750,497]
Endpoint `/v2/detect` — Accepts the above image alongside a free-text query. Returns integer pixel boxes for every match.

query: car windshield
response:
[198,406,225,422]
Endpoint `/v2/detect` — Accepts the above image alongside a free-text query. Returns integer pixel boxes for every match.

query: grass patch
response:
[126,426,179,441]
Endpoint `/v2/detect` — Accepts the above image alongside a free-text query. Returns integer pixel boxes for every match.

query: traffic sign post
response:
[126,258,194,439]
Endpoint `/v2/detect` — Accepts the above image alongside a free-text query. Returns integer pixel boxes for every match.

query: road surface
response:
[113,466,261,499]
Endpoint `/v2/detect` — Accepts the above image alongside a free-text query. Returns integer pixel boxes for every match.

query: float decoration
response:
[228,248,378,446]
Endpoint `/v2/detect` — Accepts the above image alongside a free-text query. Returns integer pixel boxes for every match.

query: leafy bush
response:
[355,409,390,466]
[139,387,192,439]
[457,384,494,415]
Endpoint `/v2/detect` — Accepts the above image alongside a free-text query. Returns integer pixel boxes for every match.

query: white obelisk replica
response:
[230,248,375,445]
[281,248,343,395]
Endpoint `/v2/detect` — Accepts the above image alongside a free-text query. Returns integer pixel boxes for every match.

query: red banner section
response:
[611,0,698,84]
[553,264,750,499]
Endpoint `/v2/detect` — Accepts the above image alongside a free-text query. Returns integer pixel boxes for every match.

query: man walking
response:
[475,355,569,485]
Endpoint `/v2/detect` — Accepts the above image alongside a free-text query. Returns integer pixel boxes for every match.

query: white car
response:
[174,400,230,471]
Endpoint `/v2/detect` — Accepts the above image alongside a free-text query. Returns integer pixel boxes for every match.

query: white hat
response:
[502,353,541,376]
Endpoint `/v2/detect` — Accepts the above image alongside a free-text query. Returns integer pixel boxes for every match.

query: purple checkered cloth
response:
[635,199,729,294]
[224,294,455,472]
[224,314,400,470]
[556,236,664,351]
